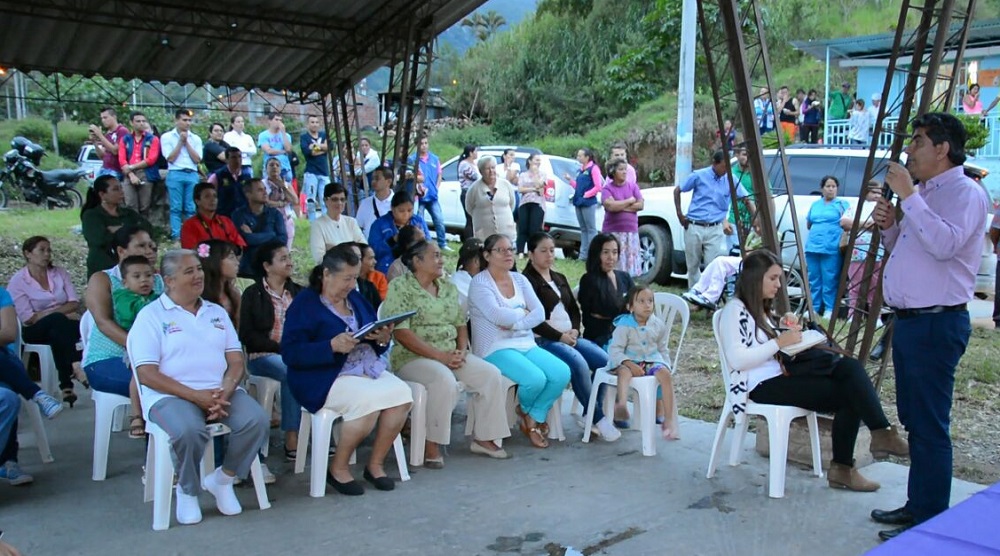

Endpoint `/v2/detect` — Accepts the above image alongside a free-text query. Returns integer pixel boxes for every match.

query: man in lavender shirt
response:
[870,112,989,542]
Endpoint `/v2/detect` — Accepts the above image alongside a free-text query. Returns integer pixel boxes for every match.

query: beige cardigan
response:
[464,178,517,241]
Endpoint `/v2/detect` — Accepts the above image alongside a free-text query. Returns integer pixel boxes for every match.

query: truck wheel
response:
[638,223,672,284]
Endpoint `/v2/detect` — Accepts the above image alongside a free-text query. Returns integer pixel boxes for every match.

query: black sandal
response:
[61,388,77,408]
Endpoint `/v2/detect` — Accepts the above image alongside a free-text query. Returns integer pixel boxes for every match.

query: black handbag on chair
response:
[777,323,845,376]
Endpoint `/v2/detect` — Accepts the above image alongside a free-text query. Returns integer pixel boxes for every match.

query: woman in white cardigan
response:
[468,234,570,448]
[718,249,907,492]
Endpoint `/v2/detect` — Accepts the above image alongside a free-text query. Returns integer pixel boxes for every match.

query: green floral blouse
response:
[382,272,466,370]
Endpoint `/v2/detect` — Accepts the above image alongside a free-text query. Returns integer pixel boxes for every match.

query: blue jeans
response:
[576,205,598,259]
[484,347,570,424]
[166,169,199,238]
[537,337,608,424]
[0,349,41,400]
[302,173,330,221]
[893,311,971,523]
[247,354,301,432]
[421,200,447,247]
[0,386,19,464]
[84,357,131,398]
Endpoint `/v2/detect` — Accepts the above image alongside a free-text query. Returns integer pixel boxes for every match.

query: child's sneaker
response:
[33,391,64,419]
[594,416,622,442]
[0,461,34,485]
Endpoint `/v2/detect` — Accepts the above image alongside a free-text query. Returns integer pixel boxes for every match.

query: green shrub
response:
[57,124,91,158]
[430,125,500,151]
[14,119,52,145]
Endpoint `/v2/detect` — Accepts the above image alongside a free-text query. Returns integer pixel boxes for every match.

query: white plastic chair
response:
[16,400,54,463]
[130,360,270,530]
[502,376,565,443]
[10,321,53,463]
[246,375,280,458]
[581,293,689,456]
[706,310,824,498]
[144,420,271,530]
[16,320,59,397]
[91,390,131,480]
[293,407,410,498]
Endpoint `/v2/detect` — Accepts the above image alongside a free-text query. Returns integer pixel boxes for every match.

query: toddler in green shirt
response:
[113,255,160,331]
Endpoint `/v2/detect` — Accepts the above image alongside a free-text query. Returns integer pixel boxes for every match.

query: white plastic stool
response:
[247,375,280,458]
[92,390,132,480]
[582,368,660,455]
[293,407,410,498]
[143,421,271,530]
[16,400,53,463]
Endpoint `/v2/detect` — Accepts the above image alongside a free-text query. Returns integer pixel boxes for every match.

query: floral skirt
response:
[612,231,641,276]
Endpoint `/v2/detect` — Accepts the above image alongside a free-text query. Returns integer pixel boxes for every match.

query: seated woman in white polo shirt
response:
[127,249,269,526]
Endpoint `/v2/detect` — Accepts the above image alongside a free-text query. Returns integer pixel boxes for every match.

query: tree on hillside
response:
[461,10,508,42]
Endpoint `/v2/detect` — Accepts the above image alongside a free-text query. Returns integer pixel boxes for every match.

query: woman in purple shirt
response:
[601,159,644,275]
[7,236,87,406]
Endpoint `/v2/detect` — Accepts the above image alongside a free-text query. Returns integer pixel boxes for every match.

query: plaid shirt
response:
[249,281,293,360]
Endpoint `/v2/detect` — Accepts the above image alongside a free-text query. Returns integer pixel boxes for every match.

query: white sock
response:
[175,485,203,525]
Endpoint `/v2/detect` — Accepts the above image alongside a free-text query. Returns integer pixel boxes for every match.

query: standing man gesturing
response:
[870,113,988,542]
[160,109,203,240]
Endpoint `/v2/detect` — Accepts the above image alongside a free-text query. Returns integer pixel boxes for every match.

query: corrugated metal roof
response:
[0,0,487,94]
[791,18,1000,61]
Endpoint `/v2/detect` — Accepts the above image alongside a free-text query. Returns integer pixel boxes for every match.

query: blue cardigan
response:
[367,213,431,274]
[280,288,388,413]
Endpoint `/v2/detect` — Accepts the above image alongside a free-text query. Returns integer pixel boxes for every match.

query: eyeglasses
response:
[490,247,516,255]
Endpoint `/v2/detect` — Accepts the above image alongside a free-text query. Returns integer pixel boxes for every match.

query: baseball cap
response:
[871,93,879,101]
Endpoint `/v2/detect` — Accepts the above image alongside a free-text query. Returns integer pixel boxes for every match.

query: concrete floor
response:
[0,389,986,556]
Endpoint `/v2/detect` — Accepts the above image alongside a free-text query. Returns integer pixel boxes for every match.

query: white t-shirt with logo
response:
[127,294,241,415]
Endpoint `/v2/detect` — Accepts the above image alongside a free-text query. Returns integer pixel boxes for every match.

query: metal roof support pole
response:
[697,0,806,314]
[828,0,976,391]
[380,36,402,165]
[321,93,335,191]
[414,39,436,141]
[336,93,360,214]
[391,18,419,186]
[824,46,830,145]
[920,0,957,113]
[349,86,369,198]
[397,40,426,182]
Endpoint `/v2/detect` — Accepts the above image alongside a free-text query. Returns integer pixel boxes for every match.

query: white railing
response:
[825,114,999,158]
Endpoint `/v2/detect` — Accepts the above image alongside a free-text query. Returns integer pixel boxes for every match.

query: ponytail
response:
[308,265,325,291]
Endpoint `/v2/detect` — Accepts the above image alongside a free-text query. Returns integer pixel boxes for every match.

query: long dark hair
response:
[198,240,241,314]
[308,245,360,291]
[734,249,781,340]
[112,224,149,263]
[456,237,483,272]
[584,233,625,318]
[82,175,116,217]
[478,233,508,271]
[458,144,477,179]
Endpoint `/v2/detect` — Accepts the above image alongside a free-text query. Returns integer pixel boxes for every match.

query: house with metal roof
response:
[792,19,1000,159]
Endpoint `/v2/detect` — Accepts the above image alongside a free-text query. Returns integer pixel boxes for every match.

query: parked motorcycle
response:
[0,136,86,209]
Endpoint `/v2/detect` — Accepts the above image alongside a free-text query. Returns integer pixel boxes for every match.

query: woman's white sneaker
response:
[175,485,203,525]
[202,467,243,516]
[594,417,622,441]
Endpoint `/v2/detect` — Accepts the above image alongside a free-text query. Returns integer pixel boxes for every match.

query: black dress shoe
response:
[363,468,395,491]
[878,524,913,542]
[871,506,914,525]
[326,471,364,496]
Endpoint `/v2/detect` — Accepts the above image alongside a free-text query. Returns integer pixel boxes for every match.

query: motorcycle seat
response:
[40,168,86,185]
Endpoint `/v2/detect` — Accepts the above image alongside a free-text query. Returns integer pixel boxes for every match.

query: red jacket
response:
[180,213,248,249]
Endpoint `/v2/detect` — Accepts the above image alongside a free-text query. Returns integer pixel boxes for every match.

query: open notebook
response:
[778,329,827,356]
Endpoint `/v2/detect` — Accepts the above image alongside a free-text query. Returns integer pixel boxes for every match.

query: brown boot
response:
[870,427,909,459]
[828,461,880,492]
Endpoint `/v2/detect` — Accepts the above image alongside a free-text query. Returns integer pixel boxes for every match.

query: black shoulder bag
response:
[777,322,847,376]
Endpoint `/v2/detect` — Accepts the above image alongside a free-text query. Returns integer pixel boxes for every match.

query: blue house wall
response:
[855,53,1000,115]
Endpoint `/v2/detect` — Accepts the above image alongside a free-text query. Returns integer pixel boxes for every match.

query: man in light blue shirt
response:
[160,108,203,239]
[673,150,754,288]
[257,113,292,182]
